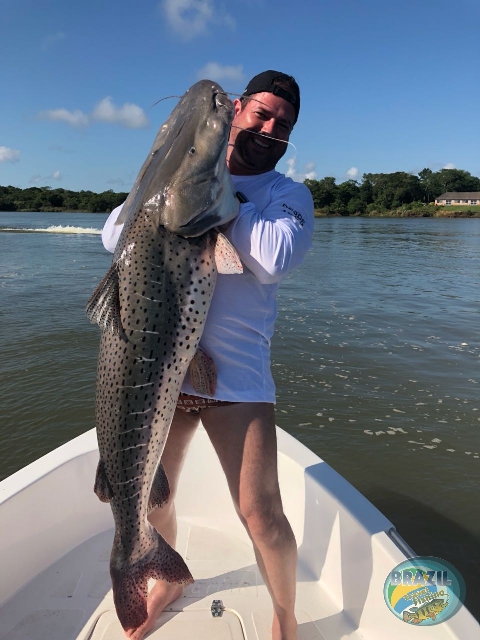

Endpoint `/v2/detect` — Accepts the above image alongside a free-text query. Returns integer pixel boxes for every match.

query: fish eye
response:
[188,147,196,155]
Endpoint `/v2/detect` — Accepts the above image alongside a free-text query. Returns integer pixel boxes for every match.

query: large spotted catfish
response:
[86,80,242,631]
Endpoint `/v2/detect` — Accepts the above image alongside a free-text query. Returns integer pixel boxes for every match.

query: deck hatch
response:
[89,609,245,639]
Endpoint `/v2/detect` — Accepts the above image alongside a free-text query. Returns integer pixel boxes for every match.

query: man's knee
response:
[239,494,286,543]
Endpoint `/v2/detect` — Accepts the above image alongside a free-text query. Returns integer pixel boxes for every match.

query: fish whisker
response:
[148,95,182,111]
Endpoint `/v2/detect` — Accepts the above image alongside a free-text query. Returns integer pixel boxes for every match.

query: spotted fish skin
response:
[86,80,241,631]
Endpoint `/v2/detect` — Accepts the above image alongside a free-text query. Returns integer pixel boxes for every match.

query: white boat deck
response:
[1,522,346,640]
[1,426,479,640]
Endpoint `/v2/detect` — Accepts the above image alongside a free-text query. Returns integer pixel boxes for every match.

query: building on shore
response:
[435,192,480,205]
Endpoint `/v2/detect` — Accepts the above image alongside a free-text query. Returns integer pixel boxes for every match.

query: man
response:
[103,70,314,640]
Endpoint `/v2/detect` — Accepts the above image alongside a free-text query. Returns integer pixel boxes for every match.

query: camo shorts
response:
[176,393,238,413]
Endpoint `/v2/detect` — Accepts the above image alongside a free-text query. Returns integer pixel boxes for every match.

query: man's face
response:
[227,91,296,176]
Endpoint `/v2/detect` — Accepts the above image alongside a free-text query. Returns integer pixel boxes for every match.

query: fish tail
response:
[111,531,193,631]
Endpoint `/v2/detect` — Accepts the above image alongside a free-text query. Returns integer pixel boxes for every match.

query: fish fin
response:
[86,262,125,337]
[214,232,243,274]
[111,531,193,631]
[189,347,217,396]
[93,459,114,502]
[148,462,170,511]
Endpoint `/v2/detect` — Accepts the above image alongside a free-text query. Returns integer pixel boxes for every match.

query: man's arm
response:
[225,183,314,285]
[102,203,124,253]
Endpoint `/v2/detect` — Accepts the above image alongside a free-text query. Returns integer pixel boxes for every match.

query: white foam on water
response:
[40,225,102,234]
[0,225,101,234]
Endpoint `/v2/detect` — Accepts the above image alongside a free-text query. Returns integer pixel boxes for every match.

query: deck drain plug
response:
[211,599,225,617]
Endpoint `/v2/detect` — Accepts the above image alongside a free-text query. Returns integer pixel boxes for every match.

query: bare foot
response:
[124,580,184,640]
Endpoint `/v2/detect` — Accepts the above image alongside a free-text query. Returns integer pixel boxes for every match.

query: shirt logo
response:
[282,203,305,227]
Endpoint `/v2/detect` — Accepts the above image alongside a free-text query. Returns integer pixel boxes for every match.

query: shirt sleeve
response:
[102,203,125,253]
[225,182,314,285]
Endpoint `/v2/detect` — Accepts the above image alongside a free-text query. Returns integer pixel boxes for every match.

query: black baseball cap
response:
[242,70,300,124]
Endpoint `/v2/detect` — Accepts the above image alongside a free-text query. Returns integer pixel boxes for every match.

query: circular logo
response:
[384,556,466,625]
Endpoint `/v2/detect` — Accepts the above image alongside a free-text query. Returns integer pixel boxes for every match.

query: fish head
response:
[117,80,238,238]
[158,80,238,237]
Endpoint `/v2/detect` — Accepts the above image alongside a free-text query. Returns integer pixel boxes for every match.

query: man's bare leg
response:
[202,402,298,640]
[126,408,200,640]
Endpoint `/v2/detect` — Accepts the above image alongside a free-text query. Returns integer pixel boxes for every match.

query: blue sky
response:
[1,0,479,192]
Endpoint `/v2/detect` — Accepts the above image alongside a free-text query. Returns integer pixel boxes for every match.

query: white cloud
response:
[92,97,148,129]
[29,171,62,185]
[286,157,317,182]
[197,62,244,83]
[42,31,66,50]
[346,166,359,180]
[162,0,234,39]
[304,162,317,179]
[38,99,148,129]
[0,146,20,163]
[39,108,89,127]
[443,163,456,169]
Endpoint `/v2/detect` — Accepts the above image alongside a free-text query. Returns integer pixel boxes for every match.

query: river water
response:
[1,212,479,618]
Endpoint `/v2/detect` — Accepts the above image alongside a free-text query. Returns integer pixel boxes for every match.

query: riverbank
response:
[315,205,480,218]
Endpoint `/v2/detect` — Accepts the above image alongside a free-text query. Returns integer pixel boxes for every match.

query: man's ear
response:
[233,98,244,116]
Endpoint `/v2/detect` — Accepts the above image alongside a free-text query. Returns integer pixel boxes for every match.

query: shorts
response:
[176,393,238,414]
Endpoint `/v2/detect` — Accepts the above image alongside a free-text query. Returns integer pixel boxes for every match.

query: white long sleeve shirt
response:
[102,169,314,402]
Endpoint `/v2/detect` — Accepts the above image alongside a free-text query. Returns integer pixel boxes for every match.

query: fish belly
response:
[94,227,217,630]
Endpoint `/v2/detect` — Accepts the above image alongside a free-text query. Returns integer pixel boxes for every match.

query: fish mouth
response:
[175,209,222,237]
[214,91,234,122]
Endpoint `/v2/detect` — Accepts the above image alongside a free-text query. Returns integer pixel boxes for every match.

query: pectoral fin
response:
[189,347,217,396]
[86,262,126,338]
[214,232,243,274]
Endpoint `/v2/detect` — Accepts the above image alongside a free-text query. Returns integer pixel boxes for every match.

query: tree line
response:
[0,186,128,213]
[304,168,480,215]
[1,167,479,215]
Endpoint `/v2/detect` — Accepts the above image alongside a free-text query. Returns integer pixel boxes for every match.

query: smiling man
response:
[103,70,314,640]
[227,71,298,175]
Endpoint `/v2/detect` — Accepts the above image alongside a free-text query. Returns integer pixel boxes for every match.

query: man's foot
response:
[124,581,184,640]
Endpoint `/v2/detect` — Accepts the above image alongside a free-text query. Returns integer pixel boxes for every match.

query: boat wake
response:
[0,225,102,235]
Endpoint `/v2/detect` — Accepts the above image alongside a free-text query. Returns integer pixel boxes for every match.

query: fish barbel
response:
[86,79,242,631]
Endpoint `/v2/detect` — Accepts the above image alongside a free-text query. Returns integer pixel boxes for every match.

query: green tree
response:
[304,177,337,208]
[0,196,16,211]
